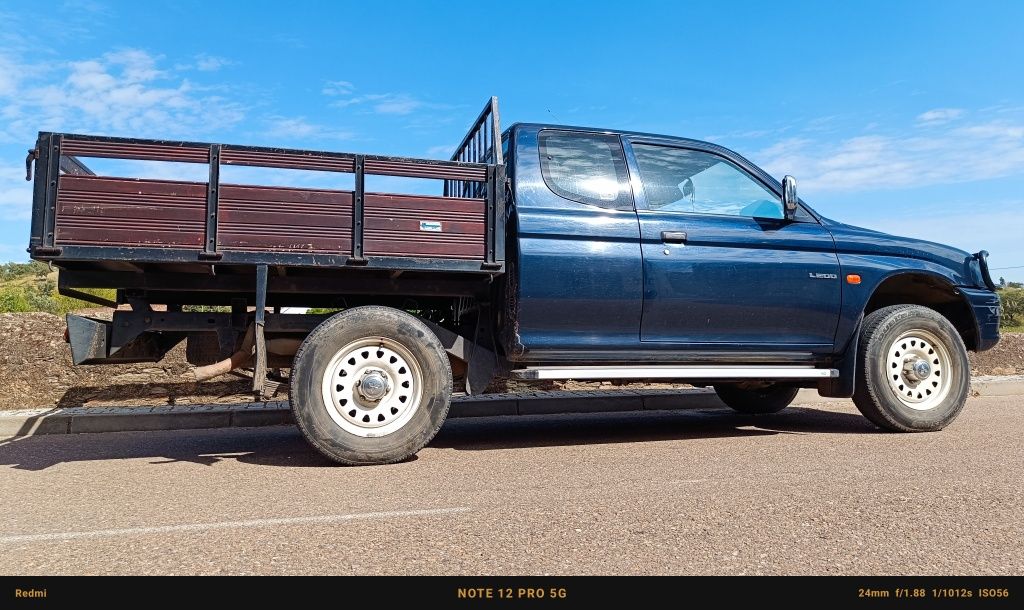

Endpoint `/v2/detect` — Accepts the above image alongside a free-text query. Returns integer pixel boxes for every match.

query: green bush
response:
[998,287,1024,328]
[0,286,33,312]
[0,261,50,282]
[0,278,116,315]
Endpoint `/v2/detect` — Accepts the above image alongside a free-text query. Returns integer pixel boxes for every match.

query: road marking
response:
[0,507,471,544]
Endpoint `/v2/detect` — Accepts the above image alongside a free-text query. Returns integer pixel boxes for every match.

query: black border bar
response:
[0,576,1018,607]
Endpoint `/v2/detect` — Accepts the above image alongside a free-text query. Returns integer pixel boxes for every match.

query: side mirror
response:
[782,175,798,220]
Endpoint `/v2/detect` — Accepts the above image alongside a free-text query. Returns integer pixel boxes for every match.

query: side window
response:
[538,131,632,210]
[632,144,784,219]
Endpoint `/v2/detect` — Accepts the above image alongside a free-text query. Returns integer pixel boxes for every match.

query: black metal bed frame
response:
[26,97,507,276]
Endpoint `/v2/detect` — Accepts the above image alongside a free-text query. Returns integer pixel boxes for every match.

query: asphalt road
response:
[1,395,1021,575]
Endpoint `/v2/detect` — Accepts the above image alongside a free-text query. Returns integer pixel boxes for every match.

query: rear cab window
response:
[538,131,633,210]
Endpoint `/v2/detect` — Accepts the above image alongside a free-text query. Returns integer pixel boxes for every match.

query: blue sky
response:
[1,0,1022,280]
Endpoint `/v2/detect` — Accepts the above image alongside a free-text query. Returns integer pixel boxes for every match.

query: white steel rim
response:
[320,337,423,437]
[884,329,952,411]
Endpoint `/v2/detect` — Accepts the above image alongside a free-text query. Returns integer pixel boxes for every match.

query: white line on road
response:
[0,507,471,544]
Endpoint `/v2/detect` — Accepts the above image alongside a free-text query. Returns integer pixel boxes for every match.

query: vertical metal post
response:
[41,134,62,248]
[350,155,367,264]
[493,163,506,265]
[484,165,496,266]
[490,96,503,165]
[201,144,222,260]
[252,264,268,396]
[28,134,49,251]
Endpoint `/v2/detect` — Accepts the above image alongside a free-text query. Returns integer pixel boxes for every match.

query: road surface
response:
[1,395,1021,575]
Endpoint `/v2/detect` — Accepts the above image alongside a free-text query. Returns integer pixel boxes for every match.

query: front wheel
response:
[713,383,799,414]
[289,306,453,465]
[853,305,970,432]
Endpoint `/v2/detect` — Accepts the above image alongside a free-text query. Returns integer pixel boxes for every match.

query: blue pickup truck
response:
[26,97,1001,465]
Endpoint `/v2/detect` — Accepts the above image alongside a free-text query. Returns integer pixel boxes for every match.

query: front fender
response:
[832,254,971,354]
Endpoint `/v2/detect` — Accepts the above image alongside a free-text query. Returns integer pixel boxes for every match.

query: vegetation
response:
[0,262,116,315]
[0,261,50,282]
[996,286,1024,330]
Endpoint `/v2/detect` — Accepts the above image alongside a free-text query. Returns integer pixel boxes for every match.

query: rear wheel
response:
[289,306,452,465]
[713,383,799,414]
[853,305,969,432]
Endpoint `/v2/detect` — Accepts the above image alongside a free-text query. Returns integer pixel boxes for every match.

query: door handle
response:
[661,231,687,244]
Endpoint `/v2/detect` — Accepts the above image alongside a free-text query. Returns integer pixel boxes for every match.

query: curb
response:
[2,377,1022,438]
[0,389,718,438]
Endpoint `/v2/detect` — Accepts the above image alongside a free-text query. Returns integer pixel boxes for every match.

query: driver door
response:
[624,138,841,351]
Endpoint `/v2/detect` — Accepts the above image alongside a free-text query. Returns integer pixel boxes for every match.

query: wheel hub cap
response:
[905,359,931,382]
[357,370,389,401]
[885,330,951,411]
[320,338,422,437]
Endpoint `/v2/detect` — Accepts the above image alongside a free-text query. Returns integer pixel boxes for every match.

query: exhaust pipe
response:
[184,325,256,382]
[183,327,303,382]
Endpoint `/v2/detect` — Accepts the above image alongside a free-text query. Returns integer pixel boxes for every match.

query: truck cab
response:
[503,123,998,367]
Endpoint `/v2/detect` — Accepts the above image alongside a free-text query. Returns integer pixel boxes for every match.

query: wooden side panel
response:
[221,148,355,173]
[52,177,486,260]
[61,139,209,163]
[218,184,354,254]
[364,193,486,259]
[54,176,205,248]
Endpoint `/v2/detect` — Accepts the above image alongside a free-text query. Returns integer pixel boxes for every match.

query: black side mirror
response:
[782,175,798,220]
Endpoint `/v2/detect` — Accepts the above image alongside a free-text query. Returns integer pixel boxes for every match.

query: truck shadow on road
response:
[430,406,880,451]
[0,406,879,471]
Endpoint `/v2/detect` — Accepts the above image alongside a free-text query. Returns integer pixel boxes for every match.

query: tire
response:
[289,306,453,465]
[852,304,970,432]
[713,383,799,414]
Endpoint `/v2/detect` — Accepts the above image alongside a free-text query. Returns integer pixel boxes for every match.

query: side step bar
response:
[512,366,839,381]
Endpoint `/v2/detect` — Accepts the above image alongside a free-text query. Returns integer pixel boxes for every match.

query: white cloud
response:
[263,116,354,141]
[324,82,436,116]
[426,144,455,158]
[0,55,19,97]
[60,0,109,14]
[0,243,28,260]
[194,54,232,72]
[0,49,245,143]
[916,108,964,125]
[371,94,423,115]
[0,163,33,222]
[331,93,426,115]
[753,119,1024,193]
[322,80,355,96]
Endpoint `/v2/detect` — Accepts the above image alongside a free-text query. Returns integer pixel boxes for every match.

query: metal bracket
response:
[59,286,117,309]
[350,154,366,264]
[41,134,62,248]
[202,144,222,260]
[252,265,268,397]
[25,149,38,181]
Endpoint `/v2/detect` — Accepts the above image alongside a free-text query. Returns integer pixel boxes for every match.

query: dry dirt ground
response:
[1,312,1021,410]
